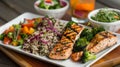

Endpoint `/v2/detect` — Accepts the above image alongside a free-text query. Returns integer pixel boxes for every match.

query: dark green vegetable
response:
[92,26,105,35]
[38,0,45,8]
[81,27,105,41]
[81,50,96,63]
[73,37,89,52]
[91,8,120,22]
[20,33,28,39]
[54,4,61,9]
[73,27,105,52]
[0,34,5,40]
[81,28,93,41]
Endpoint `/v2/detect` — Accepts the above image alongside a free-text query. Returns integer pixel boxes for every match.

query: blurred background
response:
[97,0,120,9]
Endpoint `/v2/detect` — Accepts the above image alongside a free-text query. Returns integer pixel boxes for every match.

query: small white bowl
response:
[34,0,69,19]
[88,8,120,32]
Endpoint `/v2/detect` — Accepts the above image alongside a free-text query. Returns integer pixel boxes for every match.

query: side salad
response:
[91,8,120,22]
[0,18,41,46]
[38,0,66,9]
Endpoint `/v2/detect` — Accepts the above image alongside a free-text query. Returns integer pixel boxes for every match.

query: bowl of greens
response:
[34,0,69,19]
[88,8,120,32]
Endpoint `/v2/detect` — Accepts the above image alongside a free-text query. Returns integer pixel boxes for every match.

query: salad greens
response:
[13,24,21,40]
[0,18,41,46]
[7,32,13,39]
[38,0,63,9]
[91,8,120,22]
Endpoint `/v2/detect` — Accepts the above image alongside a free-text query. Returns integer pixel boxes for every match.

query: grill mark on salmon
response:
[49,23,84,60]
[63,28,74,35]
[64,28,74,35]
[71,31,117,61]
[71,23,83,33]
[66,32,77,41]
[49,42,74,59]
[86,31,117,54]
[60,36,73,44]
[71,51,83,62]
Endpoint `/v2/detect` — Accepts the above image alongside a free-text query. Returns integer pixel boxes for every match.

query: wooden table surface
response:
[0,0,120,67]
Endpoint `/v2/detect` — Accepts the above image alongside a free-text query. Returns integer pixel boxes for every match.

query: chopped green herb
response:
[91,8,120,22]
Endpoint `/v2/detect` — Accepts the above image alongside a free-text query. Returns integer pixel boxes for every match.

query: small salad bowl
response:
[34,0,69,19]
[88,8,120,32]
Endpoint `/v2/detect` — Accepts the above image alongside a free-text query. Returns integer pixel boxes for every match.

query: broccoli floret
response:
[81,27,105,41]
[81,28,93,41]
[92,27,105,36]
[73,37,89,52]
[81,50,96,63]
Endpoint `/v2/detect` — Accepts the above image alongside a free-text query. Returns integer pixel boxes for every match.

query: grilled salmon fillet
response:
[71,51,83,62]
[49,23,84,60]
[71,31,117,61]
[86,31,117,54]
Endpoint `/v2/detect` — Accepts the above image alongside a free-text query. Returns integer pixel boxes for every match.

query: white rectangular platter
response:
[0,12,120,67]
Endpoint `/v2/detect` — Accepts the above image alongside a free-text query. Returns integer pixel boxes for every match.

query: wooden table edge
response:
[0,46,32,67]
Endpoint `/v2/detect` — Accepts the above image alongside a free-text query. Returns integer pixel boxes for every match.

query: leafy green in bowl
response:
[38,0,66,10]
[91,8,120,22]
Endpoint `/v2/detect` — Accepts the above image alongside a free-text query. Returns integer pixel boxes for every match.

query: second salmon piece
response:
[49,22,84,60]
[71,31,117,61]
[86,31,117,54]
